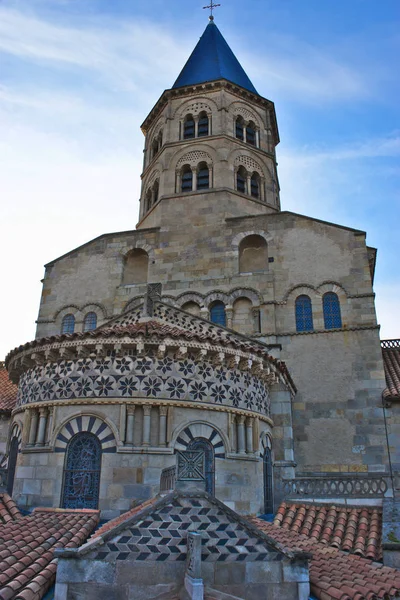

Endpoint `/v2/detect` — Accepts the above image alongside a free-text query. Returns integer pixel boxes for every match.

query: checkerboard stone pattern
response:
[89,496,279,563]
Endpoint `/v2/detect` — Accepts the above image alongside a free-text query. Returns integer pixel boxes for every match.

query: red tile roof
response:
[0,363,17,413]
[0,494,21,525]
[0,506,99,600]
[273,502,382,561]
[250,516,400,600]
[381,340,400,399]
[92,496,159,539]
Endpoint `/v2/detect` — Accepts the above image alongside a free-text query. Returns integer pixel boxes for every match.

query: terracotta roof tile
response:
[0,507,99,600]
[0,364,17,413]
[0,494,21,524]
[381,340,400,399]
[249,516,400,600]
[273,502,383,561]
[92,496,159,539]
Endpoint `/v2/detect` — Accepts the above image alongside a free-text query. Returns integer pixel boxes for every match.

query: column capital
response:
[238,415,246,425]
[159,406,168,417]
[127,405,136,416]
[143,405,152,417]
[246,416,253,427]
[39,407,49,417]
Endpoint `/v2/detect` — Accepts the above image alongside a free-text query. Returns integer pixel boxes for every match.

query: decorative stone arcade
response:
[6,301,296,517]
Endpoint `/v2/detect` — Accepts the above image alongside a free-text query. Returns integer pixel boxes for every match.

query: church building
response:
[3,17,395,522]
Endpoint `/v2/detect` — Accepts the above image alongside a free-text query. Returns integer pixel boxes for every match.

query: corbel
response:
[31,352,45,366]
[157,344,166,359]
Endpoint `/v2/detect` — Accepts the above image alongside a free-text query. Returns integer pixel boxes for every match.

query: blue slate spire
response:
[172,20,258,94]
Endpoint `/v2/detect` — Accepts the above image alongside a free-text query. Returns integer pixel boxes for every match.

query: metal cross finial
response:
[203,0,221,20]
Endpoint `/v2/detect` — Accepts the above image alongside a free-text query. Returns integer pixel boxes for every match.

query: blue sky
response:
[0,0,399,357]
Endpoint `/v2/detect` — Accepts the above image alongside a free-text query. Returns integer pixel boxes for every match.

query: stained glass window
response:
[323,292,342,329]
[62,432,101,509]
[295,295,314,332]
[61,314,75,334]
[83,312,97,332]
[210,302,226,327]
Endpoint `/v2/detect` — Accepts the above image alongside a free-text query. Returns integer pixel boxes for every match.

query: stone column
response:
[159,406,168,447]
[208,164,213,189]
[126,406,135,445]
[36,408,48,446]
[256,129,260,148]
[260,177,265,201]
[237,415,246,455]
[252,307,261,333]
[246,417,254,454]
[46,407,53,446]
[194,115,199,138]
[243,122,247,143]
[176,170,181,194]
[142,405,151,446]
[225,305,233,329]
[191,167,197,191]
[246,175,252,196]
[28,409,39,446]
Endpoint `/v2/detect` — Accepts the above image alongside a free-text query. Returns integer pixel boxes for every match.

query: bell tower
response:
[137,19,281,229]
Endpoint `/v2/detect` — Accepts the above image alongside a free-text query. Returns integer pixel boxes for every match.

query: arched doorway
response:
[61,432,102,509]
[6,437,19,495]
[187,437,215,495]
[263,447,274,514]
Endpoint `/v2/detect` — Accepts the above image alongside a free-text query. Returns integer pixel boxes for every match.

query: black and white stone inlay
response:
[89,496,279,563]
[17,354,270,416]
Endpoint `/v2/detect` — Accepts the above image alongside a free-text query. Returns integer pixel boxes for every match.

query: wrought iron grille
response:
[160,465,176,492]
[187,438,215,495]
[323,292,342,329]
[295,295,314,332]
[62,432,101,509]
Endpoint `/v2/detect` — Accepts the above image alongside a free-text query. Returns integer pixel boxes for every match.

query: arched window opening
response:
[181,165,193,192]
[145,189,152,212]
[153,180,159,204]
[236,166,246,194]
[323,292,342,329]
[197,162,209,190]
[235,117,244,141]
[232,297,253,335]
[263,447,274,515]
[239,235,268,273]
[198,112,209,137]
[62,432,102,509]
[210,301,226,327]
[61,314,75,334]
[151,138,159,159]
[182,301,201,317]
[6,437,19,496]
[83,312,97,332]
[295,295,314,332]
[123,249,149,285]
[183,114,195,139]
[251,173,260,198]
[246,121,256,146]
[187,437,215,495]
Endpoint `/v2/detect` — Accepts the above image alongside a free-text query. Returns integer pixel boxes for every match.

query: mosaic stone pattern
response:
[90,496,278,563]
[17,354,270,416]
